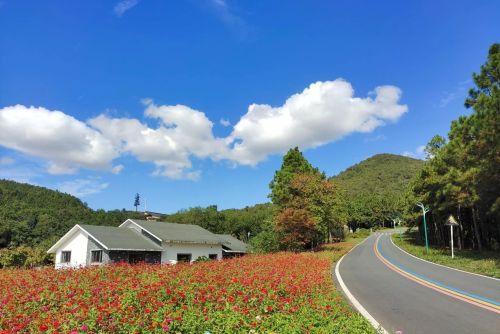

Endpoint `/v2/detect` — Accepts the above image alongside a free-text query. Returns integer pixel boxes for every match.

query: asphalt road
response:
[336,232,500,334]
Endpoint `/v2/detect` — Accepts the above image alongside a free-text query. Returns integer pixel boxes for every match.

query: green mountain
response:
[0,179,143,248]
[332,154,424,199]
[329,154,424,227]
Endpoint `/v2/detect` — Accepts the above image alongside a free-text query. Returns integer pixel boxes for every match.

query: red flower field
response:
[0,242,374,333]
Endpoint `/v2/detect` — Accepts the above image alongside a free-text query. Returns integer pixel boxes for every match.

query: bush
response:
[0,246,53,268]
[249,229,282,253]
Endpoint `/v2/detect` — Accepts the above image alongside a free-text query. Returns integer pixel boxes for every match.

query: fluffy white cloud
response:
[89,100,228,180]
[0,79,408,179]
[0,105,120,174]
[226,80,408,165]
[58,178,109,197]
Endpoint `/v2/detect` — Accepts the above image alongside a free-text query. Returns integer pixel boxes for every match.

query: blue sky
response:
[0,0,498,213]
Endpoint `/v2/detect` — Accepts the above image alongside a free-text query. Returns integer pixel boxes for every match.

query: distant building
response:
[143,211,166,221]
[47,219,247,268]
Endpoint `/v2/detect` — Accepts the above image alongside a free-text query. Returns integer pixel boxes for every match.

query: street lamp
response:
[416,202,430,254]
[392,217,401,229]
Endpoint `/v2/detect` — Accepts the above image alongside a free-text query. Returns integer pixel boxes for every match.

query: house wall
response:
[161,243,222,263]
[55,230,89,269]
[86,236,109,265]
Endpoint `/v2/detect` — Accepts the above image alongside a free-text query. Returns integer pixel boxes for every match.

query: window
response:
[61,251,71,263]
[177,253,192,263]
[91,250,103,263]
[209,254,218,260]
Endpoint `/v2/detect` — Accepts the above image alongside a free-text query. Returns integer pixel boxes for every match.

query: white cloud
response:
[402,151,414,158]
[439,92,456,108]
[113,0,139,17]
[111,164,124,174]
[0,167,39,184]
[438,79,472,108]
[58,178,109,197]
[0,105,120,174]
[364,134,387,143]
[205,0,248,38]
[402,145,426,159]
[226,80,408,165]
[220,118,231,127]
[0,157,15,165]
[0,79,408,180]
[89,100,229,180]
[416,145,426,155]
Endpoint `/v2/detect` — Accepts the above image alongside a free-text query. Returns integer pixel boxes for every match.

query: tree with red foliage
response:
[276,208,317,251]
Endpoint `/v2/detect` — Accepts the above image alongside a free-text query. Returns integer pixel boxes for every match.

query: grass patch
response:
[392,231,500,279]
[345,228,371,242]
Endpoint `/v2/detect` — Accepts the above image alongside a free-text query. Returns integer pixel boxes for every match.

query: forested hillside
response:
[331,154,423,228]
[332,154,423,199]
[0,180,143,250]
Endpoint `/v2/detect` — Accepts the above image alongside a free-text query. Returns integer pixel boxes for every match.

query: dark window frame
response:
[91,250,103,263]
[208,254,218,260]
[61,251,71,263]
[177,253,192,263]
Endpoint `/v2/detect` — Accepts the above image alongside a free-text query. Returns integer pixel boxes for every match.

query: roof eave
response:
[107,248,163,251]
[121,219,163,242]
[165,240,223,245]
[47,224,81,253]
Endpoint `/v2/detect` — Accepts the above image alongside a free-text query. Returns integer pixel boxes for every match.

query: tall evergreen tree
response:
[410,43,499,250]
[134,193,141,212]
[269,147,316,207]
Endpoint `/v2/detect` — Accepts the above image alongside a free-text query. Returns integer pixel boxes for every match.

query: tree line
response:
[406,43,499,251]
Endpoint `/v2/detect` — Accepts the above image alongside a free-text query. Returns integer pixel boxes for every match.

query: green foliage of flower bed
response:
[0,243,376,333]
[392,231,500,279]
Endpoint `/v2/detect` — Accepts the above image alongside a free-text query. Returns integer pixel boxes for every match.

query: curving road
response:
[335,232,500,334]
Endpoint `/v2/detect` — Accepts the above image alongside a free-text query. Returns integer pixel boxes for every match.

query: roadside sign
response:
[445,215,459,258]
[445,215,459,226]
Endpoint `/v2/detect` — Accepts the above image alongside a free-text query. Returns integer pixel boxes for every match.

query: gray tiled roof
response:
[79,224,163,251]
[217,234,248,252]
[128,220,225,245]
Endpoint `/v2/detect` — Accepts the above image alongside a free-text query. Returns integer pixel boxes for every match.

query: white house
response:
[47,219,247,268]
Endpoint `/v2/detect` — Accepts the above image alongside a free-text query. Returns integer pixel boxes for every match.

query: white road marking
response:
[334,236,389,334]
[388,234,500,282]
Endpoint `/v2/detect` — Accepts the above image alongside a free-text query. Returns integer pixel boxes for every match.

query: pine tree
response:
[269,147,316,207]
[134,193,140,212]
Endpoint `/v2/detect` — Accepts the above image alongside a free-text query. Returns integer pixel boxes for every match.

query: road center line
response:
[373,234,500,314]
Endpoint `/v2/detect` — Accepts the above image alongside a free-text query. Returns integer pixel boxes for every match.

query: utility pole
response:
[416,202,430,254]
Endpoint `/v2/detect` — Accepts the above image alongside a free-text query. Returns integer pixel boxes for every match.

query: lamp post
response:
[416,202,430,254]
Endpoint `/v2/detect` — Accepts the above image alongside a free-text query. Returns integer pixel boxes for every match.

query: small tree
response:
[276,208,317,251]
[134,193,140,212]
